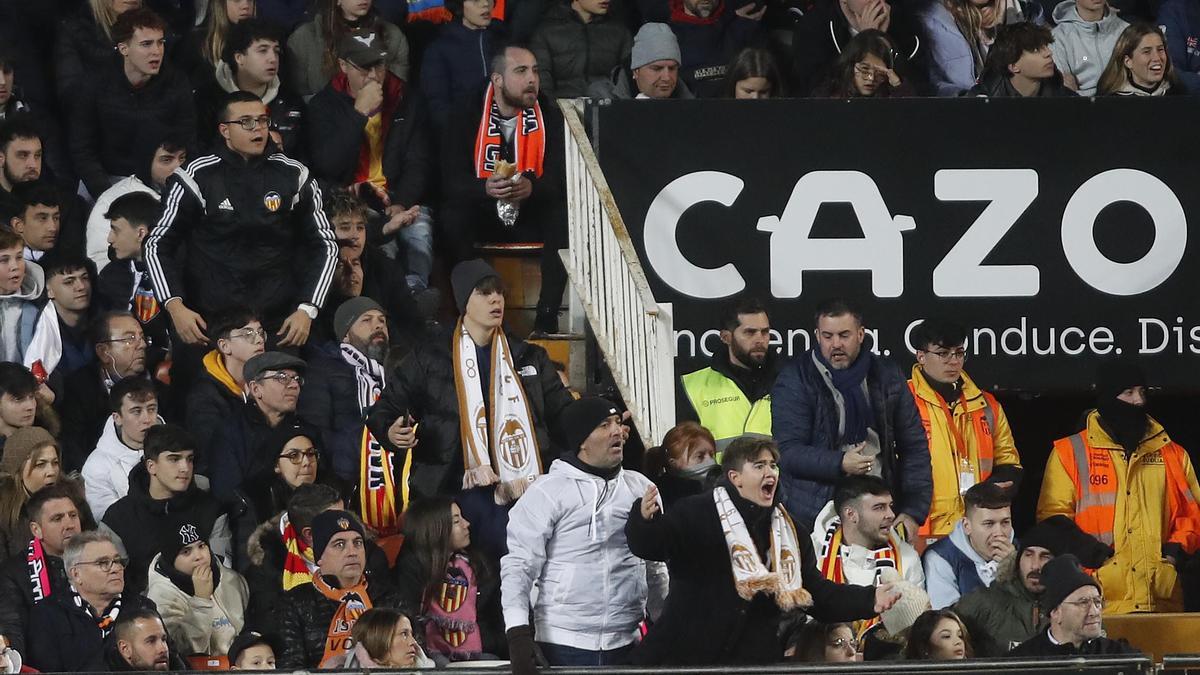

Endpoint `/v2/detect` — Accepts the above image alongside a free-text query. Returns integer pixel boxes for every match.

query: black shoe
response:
[531,306,560,337]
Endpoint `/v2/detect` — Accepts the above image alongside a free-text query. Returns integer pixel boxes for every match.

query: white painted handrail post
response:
[559,100,675,446]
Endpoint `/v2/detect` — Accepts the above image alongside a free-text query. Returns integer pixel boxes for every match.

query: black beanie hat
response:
[311,509,366,562]
[451,259,500,313]
[559,397,621,454]
[1095,360,1146,406]
[1040,554,1101,611]
[159,518,210,563]
[1017,520,1061,559]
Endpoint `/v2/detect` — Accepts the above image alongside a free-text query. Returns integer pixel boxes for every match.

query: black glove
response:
[1042,515,1114,569]
[506,625,544,675]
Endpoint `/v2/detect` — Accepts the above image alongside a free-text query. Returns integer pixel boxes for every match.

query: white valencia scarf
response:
[452,318,541,496]
[340,343,404,536]
[714,487,813,610]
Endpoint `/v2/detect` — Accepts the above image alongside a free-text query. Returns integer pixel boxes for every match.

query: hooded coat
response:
[500,458,670,651]
[626,480,878,665]
[82,416,153,519]
[923,518,1013,608]
[101,464,232,596]
[1049,0,1128,96]
[193,62,307,158]
[184,351,246,473]
[0,260,43,364]
[146,552,250,656]
[952,553,1047,656]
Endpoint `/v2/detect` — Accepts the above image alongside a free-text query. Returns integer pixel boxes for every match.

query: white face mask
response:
[675,457,718,481]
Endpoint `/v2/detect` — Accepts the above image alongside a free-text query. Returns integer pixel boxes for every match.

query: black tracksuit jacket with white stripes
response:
[143,143,338,326]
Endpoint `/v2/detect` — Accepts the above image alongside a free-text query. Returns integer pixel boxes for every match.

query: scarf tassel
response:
[463,464,499,490]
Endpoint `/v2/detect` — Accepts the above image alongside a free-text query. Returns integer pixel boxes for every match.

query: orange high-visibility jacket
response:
[907,367,1021,536]
[1038,411,1200,614]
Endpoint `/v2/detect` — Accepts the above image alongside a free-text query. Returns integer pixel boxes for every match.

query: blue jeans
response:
[536,642,634,666]
[396,206,434,290]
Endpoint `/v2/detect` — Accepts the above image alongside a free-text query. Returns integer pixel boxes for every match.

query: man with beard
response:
[300,298,405,538]
[143,91,338,351]
[809,475,924,645]
[954,520,1057,655]
[1037,360,1200,614]
[502,397,668,670]
[1008,554,1139,656]
[105,608,187,671]
[625,436,894,665]
[907,318,1022,537]
[681,296,778,452]
[772,297,931,535]
[0,119,87,259]
[440,45,568,335]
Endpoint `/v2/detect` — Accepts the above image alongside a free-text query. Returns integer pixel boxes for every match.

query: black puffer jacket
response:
[243,512,391,636]
[278,573,404,668]
[208,403,305,503]
[70,60,197,198]
[54,7,121,103]
[626,480,878,665]
[0,550,71,653]
[366,326,576,497]
[529,3,633,98]
[102,464,230,595]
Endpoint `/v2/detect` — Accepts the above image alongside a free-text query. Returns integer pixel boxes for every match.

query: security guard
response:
[1038,361,1200,614]
[144,90,338,349]
[907,319,1021,536]
[681,296,778,451]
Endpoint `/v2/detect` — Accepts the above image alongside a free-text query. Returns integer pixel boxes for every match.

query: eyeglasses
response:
[75,556,128,572]
[101,334,150,347]
[1063,597,1104,611]
[925,348,968,362]
[279,448,319,464]
[258,372,304,386]
[228,327,267,342]
[827,637,856,650]
[222,115,273,131]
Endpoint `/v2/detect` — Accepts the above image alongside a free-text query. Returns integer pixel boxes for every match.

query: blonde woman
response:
[1097,22,1177,95]
[55,0,143,100]
[916,0,1041,95]
[175,0,257,86]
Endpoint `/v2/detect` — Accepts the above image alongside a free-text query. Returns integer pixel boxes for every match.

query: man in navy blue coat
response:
[770,297,931,536]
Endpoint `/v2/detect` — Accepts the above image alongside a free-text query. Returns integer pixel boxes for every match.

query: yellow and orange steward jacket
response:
[1038,411,1200,614]
[908,367,1021,536]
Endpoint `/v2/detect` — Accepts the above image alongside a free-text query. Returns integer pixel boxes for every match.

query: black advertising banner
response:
[594,97,1200,392]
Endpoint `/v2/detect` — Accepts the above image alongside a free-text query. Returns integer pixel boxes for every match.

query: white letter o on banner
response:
[1061,169,1186,296]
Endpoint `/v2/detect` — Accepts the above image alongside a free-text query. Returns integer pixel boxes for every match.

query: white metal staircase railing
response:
[559,100,675,447]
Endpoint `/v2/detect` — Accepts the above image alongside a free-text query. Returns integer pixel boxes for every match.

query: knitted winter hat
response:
[878,567,931,634]
[159,518,211,564]
[632,23,681,70]
[0,426,57,476]
[1040,554,1101,611]
[333,296,385,341]
[451,259,500,313]
[1017,520,1061,559]
[311,509,366,562]
[559,397,621,454]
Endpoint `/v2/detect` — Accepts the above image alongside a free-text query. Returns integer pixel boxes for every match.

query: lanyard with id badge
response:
[940,398,976,493]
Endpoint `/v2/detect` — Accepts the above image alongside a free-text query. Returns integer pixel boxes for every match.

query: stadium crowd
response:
[0,0,1195,671]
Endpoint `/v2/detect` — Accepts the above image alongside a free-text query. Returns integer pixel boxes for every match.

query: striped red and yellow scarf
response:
[818,522,902,638]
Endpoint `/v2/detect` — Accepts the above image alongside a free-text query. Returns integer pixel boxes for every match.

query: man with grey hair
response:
[25,530,158,672]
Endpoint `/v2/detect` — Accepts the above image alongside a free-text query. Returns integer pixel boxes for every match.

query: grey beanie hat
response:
[631,23,681,70]
[333,296,385,341]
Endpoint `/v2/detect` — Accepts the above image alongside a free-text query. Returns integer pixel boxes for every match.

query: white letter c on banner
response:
[643,171,746,299]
